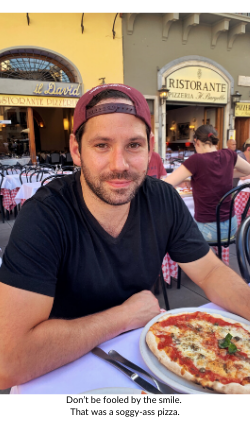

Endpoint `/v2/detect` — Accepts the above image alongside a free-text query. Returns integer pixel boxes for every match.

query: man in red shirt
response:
[147,134,167,179]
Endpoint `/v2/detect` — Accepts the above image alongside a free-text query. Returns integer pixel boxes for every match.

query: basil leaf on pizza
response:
[146,311,250,394]
[218,333,238,354]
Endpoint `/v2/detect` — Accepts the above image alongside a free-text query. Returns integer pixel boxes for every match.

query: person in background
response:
[227,139,237,152]
[235,138,250,184]
[147,133,167,179]
[165,125,250,242]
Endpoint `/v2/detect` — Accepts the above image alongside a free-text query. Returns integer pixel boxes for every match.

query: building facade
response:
[0,13,123,160]
[122,13,250,156]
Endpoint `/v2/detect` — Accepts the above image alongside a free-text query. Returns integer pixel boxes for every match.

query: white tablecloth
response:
[182,196,194,217]
[14,182,41,204]
[0,157,30,166]
[237,178,250,191]
[1,172,52,190]
[10,303,223,395]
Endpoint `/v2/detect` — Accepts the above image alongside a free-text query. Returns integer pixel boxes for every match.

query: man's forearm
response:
[199,263,250,321]
[0,289,160,389]
[1,305,127,389]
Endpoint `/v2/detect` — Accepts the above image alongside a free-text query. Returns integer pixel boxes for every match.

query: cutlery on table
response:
[91,347,162,394]
[108,349,176,394]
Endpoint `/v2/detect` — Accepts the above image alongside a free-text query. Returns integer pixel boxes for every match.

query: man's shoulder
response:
[23,172,80,215]
[32,172,79,203]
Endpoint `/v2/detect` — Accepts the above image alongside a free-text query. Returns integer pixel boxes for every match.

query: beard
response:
[80,157,148,206]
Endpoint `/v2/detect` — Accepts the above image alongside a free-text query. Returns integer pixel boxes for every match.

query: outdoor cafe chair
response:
[41,173,67,186]
[61,165,75,173]
[176,183,250,289]
[29,169,52,183]
[152,268,170,311]
[236,215,250,284]
[0,172,6,223]
[50,152,60,165]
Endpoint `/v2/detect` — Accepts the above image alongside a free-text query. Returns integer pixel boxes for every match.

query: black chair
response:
[12,165,23,175]
[61,165,75,173]
[206,183,250,259]
[29,169,52,183]
[152,268,170,311]
[0,172,6,223]
[236,216,250,284]
[65,152,73,165]
[19,167,37,184]
[41,174,67,186]
[176,183,250,289]
[50,153,60,165]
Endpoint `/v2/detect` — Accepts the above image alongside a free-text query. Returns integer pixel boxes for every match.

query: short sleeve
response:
[0,198,64,297]
[159,161,167,177]
[183,153,198,175]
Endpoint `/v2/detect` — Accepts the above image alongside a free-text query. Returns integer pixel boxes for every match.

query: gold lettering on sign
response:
[33,83,43,94]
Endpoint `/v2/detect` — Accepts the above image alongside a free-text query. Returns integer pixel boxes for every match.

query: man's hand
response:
[120,290,161,331]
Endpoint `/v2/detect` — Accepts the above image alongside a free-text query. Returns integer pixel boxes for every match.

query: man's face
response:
[79,98,151,206]
[227,140,236,151]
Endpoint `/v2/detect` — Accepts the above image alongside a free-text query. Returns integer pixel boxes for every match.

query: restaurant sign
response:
[165,66,228,104]
[235,102,250,117]
[0,94,79,108]
[0,78,82,98]
[33,82,81,97]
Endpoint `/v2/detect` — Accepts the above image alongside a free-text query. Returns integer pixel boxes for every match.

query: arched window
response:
[0,51,76,83]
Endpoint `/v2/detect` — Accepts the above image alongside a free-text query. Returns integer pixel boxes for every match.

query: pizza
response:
[176,187,192,196]
[146,311,250,394]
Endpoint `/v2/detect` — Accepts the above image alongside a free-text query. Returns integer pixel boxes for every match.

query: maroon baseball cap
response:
[73,83,151,134]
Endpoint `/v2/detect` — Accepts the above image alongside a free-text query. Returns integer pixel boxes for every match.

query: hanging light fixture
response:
[231,91,242,104]
[158,84,169,105]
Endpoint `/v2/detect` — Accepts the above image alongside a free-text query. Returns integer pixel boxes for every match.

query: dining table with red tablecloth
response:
[0,172,53,212]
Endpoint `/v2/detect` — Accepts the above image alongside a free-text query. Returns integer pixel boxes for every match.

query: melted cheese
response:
[152,314,250,384]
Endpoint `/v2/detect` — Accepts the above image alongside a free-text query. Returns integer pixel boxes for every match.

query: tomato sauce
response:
[153,312,250,385]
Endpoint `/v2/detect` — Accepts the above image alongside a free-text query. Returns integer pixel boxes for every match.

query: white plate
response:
[82,387,147,394]
[140,307,250,395]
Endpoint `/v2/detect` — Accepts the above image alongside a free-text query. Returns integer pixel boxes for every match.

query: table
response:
[0,172,52,211]
[14,182,41,206]
[234,179,250,225]
[0,157,30,166]
[10,303,224,394]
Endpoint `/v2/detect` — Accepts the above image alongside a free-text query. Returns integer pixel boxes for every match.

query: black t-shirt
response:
[0,172,209,319]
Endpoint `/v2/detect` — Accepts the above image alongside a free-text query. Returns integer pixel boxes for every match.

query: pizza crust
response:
[146,311,250,394]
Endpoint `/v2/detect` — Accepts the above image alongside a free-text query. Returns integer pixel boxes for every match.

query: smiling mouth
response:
[106,180,132,188]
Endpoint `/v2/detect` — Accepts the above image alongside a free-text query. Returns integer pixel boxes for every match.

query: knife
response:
[92,347,162,394]
[108,349,176,394]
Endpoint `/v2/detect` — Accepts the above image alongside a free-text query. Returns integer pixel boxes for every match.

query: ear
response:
[69,133,81,167]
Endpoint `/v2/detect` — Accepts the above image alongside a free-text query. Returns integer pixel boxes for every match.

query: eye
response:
[95,143,108,149]
[129,142,141,149]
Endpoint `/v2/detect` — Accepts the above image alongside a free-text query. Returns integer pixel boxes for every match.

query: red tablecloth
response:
[0,187,20,211]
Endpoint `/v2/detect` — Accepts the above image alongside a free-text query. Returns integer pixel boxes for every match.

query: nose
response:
[109,147,129,171]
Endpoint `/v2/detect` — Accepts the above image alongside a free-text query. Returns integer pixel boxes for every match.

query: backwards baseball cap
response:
[73,83,151,134]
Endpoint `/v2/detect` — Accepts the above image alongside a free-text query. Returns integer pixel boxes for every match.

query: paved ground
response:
[0,213,241,394]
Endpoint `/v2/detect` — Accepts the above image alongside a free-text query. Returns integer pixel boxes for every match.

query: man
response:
[227,139,237,152]
[147,133,167,179]
[1,84,250,390]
